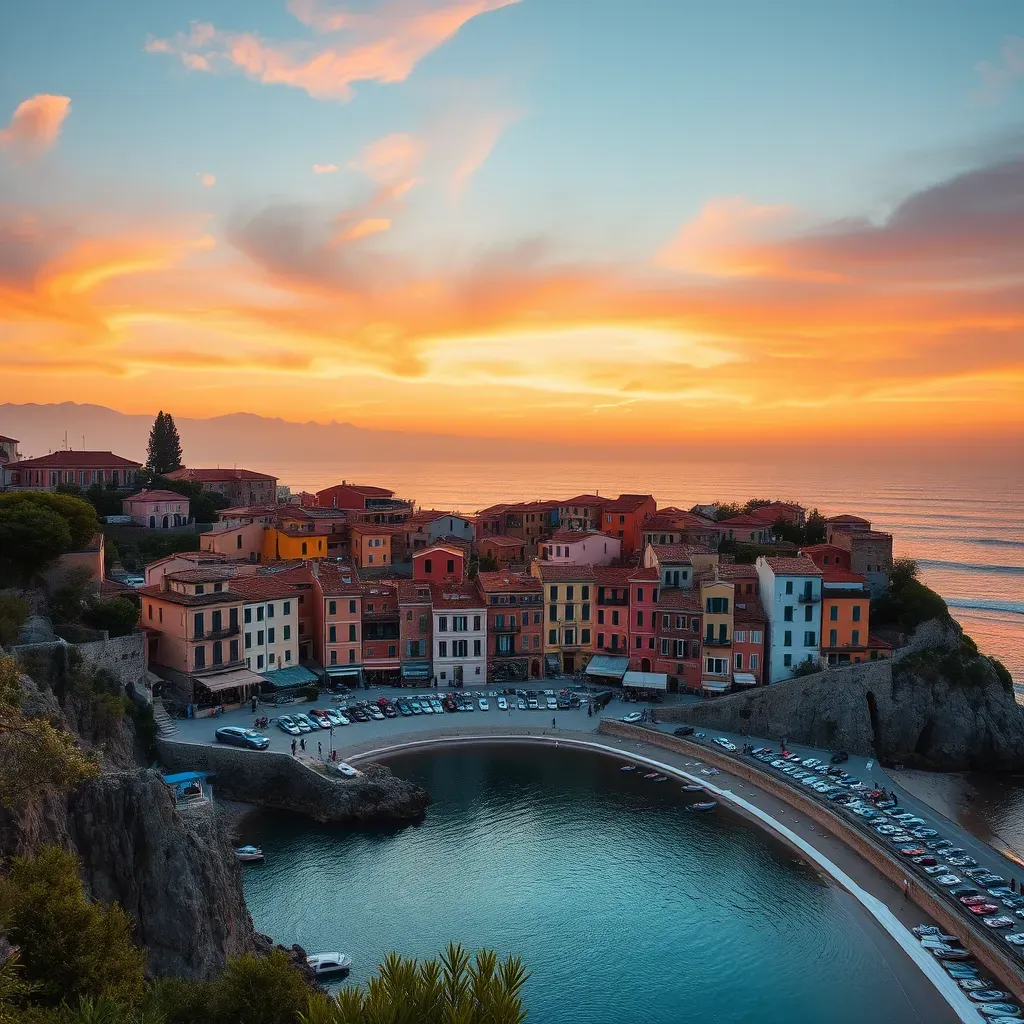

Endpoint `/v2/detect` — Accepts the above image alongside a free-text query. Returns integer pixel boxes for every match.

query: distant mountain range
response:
[0,402,561,471]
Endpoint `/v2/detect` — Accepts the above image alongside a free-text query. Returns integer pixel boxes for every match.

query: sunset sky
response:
[1,0,1023,445]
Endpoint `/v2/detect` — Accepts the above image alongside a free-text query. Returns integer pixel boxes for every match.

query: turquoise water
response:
[241,746,952,1024]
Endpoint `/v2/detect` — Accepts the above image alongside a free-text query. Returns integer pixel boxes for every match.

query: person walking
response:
[300,737,306,752]
[318,741,322,758]
[552,716,556,729]
[902,878,909,900]
[291,739,297,756]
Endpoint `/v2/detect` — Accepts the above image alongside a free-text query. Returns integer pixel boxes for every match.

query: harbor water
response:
[241,745,955,1024]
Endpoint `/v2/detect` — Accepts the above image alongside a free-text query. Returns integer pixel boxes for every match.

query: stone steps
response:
[152,697,179,737]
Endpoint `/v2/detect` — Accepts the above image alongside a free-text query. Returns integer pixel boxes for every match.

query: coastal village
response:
[0,433,897,715]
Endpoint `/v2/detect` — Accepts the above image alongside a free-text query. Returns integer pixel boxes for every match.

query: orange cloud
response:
[337,217,391,242]
[0,95,71,157]
[199,172,216,187]
[350,132,424,185]
[145,0,521,101]
[312,163,339,174]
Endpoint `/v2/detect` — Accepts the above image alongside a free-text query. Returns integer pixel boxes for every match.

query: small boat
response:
[682,784,704,792]
[643,772,659,779]
[234,845,264,863]
[700,767,721,777]
[652,775,668,783]
[688,801,718,812]
[932,947,972,960]
[620,765,637,772]
[307,953,353,978]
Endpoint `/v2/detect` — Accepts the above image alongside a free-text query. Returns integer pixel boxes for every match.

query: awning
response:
[196,667,264,693]
[623,670,668,691]
[162,771,209,786]
[733,672,758,687]
[701,678,731,694]
[259,665,318,689]
[402,661,431,679]
[585,654,630,680]
[326,666,361,678]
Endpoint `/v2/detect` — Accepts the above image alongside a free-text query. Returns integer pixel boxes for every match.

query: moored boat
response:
[620,765,637,772]
[687,801,718,812]
[643,772,659,779]
[652,775,668,783]
[682,784,703,792]
[307,953,353,978]
[234,845,264,863]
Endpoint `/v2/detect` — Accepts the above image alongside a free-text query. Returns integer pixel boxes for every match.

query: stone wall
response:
[599,720,1024,1002]
[157,738,429,823]
[12,630,147,692]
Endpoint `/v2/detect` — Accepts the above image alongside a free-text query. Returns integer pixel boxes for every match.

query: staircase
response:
[152,696,179,737]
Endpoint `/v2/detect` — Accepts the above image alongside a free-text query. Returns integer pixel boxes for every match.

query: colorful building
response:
[315,482,412,522]
[592,566,632,659]
[820,569,891,666]
[413,543,466,583]
[349,523,398,569]
[640,509,721,551]
[403,510,475,552]
[825,518,893,597]
[230,574,301,676]
[654,589,703,691]
[167,467,277,507]
[478,534,527,568]
[397,580,433,685]
[431,581,487,686]
[718,514,775,545]
[601,494,657,557]
[261,526,326,562]
[530,563,595,675]
[361,581,401,685]
[732,594,766,686]
[121,489,190,529]
[478,571,544,682]
[557,494,609,532]
[11,450,141,491]
[755,555,823,683]
[0,434,20,488]
[643,543,718,589]
[539,530,621,566]
[799,544,852,572]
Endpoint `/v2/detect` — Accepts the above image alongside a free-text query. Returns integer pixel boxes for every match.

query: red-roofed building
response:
[11,450,141,491]
[539,530,621,566]
[402,510,475,552]
[229,574,301,676]
[307,561,361,678]
[478,534,527,568]
[349,522,402,569]
[122,489,191,529]
[718,514,775,545]
[430,581,487,685]
[747,502,806,526]
[654,588,703,690]
[820,569,891,666]
[397,580,433,684]
[557,494,610,532]
[825,517,893,597]
[0,434,20,488]
[732,594,767,686]
[478,571,544,681]
[413,544,465,583]
[362,580,401,685]
[592,567,634,660]
[531,563,596,674]
[600,494,657,557]
[756,555,823,683]
[315,482,412,523]
[167,467,277,507]
[641,509,721,552]
[643,543,719,590]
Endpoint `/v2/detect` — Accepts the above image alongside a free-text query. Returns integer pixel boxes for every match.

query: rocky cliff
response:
[664,619,1024,771]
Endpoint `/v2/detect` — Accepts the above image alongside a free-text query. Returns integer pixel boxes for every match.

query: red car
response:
[961,896,989,906]
[309,708,331,728]
[899,847,926,857]
[967,904,1000,915]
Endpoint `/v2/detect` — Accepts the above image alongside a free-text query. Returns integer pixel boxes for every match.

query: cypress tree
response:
[146,411,183,475]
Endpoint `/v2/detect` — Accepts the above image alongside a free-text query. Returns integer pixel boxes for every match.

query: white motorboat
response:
[307,953,353,978]
[234,845,264,863]
[687,801,718,812]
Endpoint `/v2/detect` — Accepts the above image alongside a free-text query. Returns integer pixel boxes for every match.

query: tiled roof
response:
[630,566,660,581]
[475,503,510,516]
[100,578,138,597]
[604,493,653,513]
[122,489,188,503]
[138,585,241,607]
[734,595,766,623]
[799,544,848,557]
[847,529,893,541]
[649,543,702,563]
[332,484,394,497]
[657,589,701,611]
[479,535,524,548]
[825,514,870,525]
[168,467,276,482]
[229,575,298,602]
[396,580,433,603]
[165,568,236,584]
[763,556,822,576]
[560,494,607,506]
[413,543,464,558]
[531,563,596,582]
[477,571,542,594]
[312,562,361,594]
[14,450,142,469]
[508,500,559,513]
[719,514,772,527]
[146,550,240,568]
[429,581,485,609]
[350,522,404,535]
[404,509,454,526]
[592,566,633,586]
[547,529,606,543]
[822,570,868,585]
[697,563,758,581]
[0,434,19,443]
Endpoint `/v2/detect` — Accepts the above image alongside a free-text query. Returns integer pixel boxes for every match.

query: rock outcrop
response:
[157,740,430,823]
[664,619,1024,771]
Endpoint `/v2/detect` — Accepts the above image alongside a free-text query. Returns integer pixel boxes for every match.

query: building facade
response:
[397,581,433,685]
[431,582,487,686]
[413,544,465,583]
[531,563,595,675]
[478,571,544,681]
[539,530,621,566]
[310,562,362,685]
[167,467,277,507]
[361,582,401,685]
[231,575,300,675]
[601,494,657,557]
[755,556,823,683]
[11,450,141,490]
[121,489,190,528]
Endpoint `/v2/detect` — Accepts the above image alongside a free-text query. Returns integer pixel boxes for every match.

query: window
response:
[533,635,540,648]
[257,654,264,669]
[582,603,590,621]
[194,646,206,669]
[564,629,575,646]
[244,607,252,623]
[803,631,816,646]
[662,613,670,629]
[257,606,264,621]
[598,609,605,624]
[237,534,243,550]
[852,629,860,645]
[348,623,356,642]
[783,653,792,667]
[804,604,814,622]
[549,629,557,645]
[852,605,862,622]
[635,636,641,649]
[829,605,838,621]
[751,653,759,670]
[195,585,205,595]
[193,612,204,639]
[550,586,558,601]
[453,640,468,657]
[705,657,728,675]
[453,616,468,632]
[611,610,619,626]
[830,629,838,647]
[597,632,605,648]
[438,640,448,657]
[349,648,356,663]
[368,554,374,564]
[329,625,337,643]
[267,627,275,644]
[473,639,481,657]
[447,560,455,574]
[783,630,792,647]
[147,604,153,621]
[534,611,541,625]
[438,616,448,632]
[783,606,793,622]
[705,596,729,614]
[349,599,356,614]
[329,600,336,615]
[285,649,292,663]
[734,630,746,642]
[785,581,793,595]
[566,585,574,600]
[581,628,590,644]
[424,558,432,574]
[268,653,275,665]
[267,604,274,618]
[284,601,290,615]
[565,604,575,621]
[636,610,643,627]
[230,639,239,662]
[473,615,481,630]
[388,644,396,658]
[735,653,743,669]
[245,632,252,648]
[675,639,686,658]
[256,629,264,645]
[331,650,338,665]
[751,630,762,643]
[301,542,307,556]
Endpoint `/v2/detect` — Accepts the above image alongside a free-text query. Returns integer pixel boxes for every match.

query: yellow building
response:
[530,563,596,675]
[261,527,326,562]
[349,523,396,568]
[699,575,734,690]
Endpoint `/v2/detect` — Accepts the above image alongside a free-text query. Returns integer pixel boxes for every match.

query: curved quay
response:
[347,732,979,1024]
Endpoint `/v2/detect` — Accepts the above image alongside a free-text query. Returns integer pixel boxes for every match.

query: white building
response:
[755,555,823,684]
[232,576,300,676]
[430,581,487,686]
[539,530,621,566]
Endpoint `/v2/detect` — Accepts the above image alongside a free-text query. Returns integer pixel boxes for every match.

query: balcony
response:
[494,646,519,658]
[492,621,521,633]
[798,593,820,603]
[598,597,629,607]
[193,624,240,641]
[193,658,246,677]
[703,634,731,647]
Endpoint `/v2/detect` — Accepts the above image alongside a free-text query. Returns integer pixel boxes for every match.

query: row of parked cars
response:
[747,746,1024,984]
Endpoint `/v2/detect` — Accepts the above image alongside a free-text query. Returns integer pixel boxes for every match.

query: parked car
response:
[829,751,849,764]
[714,737,737,752]
[215,726,269,750]
[674,726,695,737]
[621,712,643,724]
[277,716,301,735]
[334,761,360,778]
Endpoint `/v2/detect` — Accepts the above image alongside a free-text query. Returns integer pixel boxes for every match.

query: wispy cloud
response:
[975,36,1024,105]
[145,0,521,101]
[0,95,71,157]
[451,110,517,192]
[312,162,339,174]
[337,217,391,242]
[199,172,216,187]
[350,132,424,185]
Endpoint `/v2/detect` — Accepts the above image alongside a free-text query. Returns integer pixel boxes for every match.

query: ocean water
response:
[269,455,1024,683]
[241,746,955,1024]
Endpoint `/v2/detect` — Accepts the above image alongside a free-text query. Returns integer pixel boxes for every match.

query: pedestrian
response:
[300,737,305,752]
[903,878,909,899]
[552,717,556,729]
[291,739,297,756]
[251,695,257,714]
[318,741,322,758]
[1012,878,1017,893]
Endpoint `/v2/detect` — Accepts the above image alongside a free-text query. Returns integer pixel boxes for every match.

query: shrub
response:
[49,566,97,625]
[298,684,320,702]
[0,493,99,552]
[82,598,139,638]
[213,950,309,1024]
[0,594,30,646]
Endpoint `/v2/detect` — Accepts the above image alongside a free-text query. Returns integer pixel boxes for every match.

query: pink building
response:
[628,566,660,672]
[311,561,363,685]
[122,489,191,528]
[413,544,466,583]
[539,530,621,566]
[11,450,141,490]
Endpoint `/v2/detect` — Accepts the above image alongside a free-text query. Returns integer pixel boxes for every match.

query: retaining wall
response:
[600,719,1024,1003]
[12,630,147,691]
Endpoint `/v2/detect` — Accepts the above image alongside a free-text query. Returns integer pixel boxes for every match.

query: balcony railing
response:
[193,624,240,641]
[492,621,521,633]
[193,659,246,677]
[703,635,731,647]
[798,593,820,603]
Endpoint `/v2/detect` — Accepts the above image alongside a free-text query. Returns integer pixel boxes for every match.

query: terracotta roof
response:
[547,529,608,543]
[476,503,510,516]
[0,434,19,443]
[413,544,464,559]
[429,581,485,609]
[404,509,455,526]
[477,571,542,594]
[657,589,701,611]
[560,494,607,506]
[603,493,654,513]
[649,543,702,563]
[397,580,433,603]
[733,595,766,624]
[799,544,848,557]
[14,450,142,470]
[763,556,822,576]
[696,563,759,581]
[320,483,394,497]
[168,467,276,482]
[532,563,596,582]
[592,566,633,586]
[822,570,868,586]
[229,575,298,602]
[147,550,239,568]
[508,500,559,513]
[312,562,361,595]
[825,514,870,525]
[138,585,241,607]
[846,529,893,541]
[166,568,236,584]
[100,578,138,597]
[645,511,718,531]
[122,489,188,503]
[719,514,772,527]
[479,535,524,548]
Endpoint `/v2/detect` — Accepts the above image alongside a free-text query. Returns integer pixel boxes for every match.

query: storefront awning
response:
[701,678,731,693]
[196,667,264,693]
[402,661,431,679]
[732,672,758,687]
[585,654,630,680]
[326,666,361,678]
[259,665,318,689]
[623,670,668,690]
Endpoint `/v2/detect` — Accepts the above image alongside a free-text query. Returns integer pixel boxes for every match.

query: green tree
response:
[0,655,98,808]
[301,944,529,1024]
[712,502,743,522]
[0,594,30,646]
[82,598,139,638]
[0,945,38,1024]
[0,505,72,585]
[0,493,99,552]
[888,557,919,591]
[804,508,826,546]
[146,412,183,476]
[212,951,309,1024]
[0,847,145,1008]
[49,566,97,625]
[478,553,499,573]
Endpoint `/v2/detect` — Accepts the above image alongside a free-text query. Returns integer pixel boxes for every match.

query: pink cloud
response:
[312,162,339,174]
[350,132,424,184]
[451,110,517,192]
[199,172,217,187]
[0,95,71,157]
[337,217,391,242]
[146,0,521,102]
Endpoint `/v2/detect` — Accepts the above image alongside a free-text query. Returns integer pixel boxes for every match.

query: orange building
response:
[601,494,657,557]
[413,543,465,583]
[478,534,526,568]
[821,570,891,666]
[349,523,399,568]
[311,561,363,684]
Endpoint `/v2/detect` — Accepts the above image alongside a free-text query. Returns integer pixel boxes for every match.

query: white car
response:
[479,698,489,711]
[546,696,558,710]
[497,696,508,710]
[335,761,360,777]
[517,698,527,710]
[714,737,737,752]
[621,712,643,724]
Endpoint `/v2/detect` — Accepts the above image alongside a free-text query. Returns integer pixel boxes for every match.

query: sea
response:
[241,745,957,1024]
[269,454,1024,685]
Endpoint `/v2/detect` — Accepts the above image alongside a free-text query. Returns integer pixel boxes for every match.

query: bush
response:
[82,598,139,638]
[0,493,99,552]
[0,594,30,646]
[49,566,97,625]
[298,684,320,702]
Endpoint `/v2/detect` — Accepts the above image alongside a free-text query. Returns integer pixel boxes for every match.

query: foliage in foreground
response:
[871,557,950,634]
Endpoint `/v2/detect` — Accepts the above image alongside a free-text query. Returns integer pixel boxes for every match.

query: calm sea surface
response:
[270,455,1024,683]
[241,746,953,1024]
